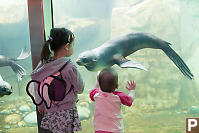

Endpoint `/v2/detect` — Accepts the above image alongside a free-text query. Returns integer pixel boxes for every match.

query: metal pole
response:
[27,0,44,69]
[27,0,51,132]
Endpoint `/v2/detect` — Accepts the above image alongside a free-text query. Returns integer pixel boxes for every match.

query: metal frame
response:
[27,0,53,132]
[28,0,54,69]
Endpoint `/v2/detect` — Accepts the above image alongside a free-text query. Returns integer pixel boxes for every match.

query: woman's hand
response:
[52,100,59,104]
[126,80,136,90]
[38,108,45,115]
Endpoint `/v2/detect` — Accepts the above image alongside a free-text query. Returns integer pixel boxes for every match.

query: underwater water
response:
[0,0,199,133]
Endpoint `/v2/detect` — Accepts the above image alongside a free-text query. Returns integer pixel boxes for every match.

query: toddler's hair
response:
[98,67,118,93]
[41,28,74,63]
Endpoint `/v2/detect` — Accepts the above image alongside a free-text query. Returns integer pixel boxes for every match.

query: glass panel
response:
[53,0,113,57]
[0,0,36,132]
[52,0,199,133]
[43,0,53,40]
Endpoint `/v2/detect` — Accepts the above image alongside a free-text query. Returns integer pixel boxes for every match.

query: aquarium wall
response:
[0,0,34,132]
[0,0,199,133]
[0,0,32,97]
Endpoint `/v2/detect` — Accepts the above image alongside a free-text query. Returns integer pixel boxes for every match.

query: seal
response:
[0,45,30,80]
[0,75,12,98]
[76,33,193,80]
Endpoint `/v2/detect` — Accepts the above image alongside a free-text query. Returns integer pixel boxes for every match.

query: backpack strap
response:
[58,60,71,72]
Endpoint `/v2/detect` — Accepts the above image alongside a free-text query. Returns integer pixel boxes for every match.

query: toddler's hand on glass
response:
[126,80,136,90]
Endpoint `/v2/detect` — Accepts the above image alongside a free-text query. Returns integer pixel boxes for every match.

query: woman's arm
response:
[68,65,84,94]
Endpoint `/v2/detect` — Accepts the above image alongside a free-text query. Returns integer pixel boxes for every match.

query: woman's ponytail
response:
[41,40,51,63]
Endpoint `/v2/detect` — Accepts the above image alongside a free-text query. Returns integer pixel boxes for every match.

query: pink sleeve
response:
[113,91,133,106]
[90,89,100,101]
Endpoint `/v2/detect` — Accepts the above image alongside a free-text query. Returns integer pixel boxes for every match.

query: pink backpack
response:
[26,61,74,109]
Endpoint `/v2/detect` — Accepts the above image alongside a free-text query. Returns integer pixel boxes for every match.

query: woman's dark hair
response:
[41,28,75,63]
[98,67,118,93]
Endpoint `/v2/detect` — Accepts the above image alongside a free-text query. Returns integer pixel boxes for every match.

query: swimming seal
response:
[76,33,193,80]
[0,75,12,97]
[0,46,30,80]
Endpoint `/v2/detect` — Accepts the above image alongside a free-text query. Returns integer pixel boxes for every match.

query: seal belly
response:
[0,56,10,67]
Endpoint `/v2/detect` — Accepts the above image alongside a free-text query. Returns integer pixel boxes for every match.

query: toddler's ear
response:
[116,84,118,89]
[97,71,100,81]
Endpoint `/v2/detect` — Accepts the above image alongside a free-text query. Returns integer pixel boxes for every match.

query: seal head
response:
[76,50,98,71]
[0,75,12,97]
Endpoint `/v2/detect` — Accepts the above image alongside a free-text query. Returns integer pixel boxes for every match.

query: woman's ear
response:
[64,43,70,50]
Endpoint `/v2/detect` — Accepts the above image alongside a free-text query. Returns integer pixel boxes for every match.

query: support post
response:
[27,0,53,132]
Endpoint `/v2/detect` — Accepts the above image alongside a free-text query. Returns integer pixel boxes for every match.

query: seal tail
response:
[162,44,194,80]
[11,45,30,61]
[10,62,26,81]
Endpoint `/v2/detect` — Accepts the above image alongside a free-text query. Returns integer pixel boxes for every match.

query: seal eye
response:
[82,58,89,63]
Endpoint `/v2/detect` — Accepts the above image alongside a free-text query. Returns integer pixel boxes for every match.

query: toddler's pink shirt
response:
[90,88,133,133]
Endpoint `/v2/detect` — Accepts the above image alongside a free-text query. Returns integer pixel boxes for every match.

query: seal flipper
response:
[0,75,3,81]
[116,58,147,71]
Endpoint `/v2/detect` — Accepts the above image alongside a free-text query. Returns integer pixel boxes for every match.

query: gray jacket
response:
[31,57,84,112]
